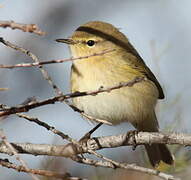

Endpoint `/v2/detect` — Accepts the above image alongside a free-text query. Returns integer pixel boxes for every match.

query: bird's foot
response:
[127,130,139,150]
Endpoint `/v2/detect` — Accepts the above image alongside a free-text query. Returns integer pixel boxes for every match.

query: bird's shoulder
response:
[122,42,165,99]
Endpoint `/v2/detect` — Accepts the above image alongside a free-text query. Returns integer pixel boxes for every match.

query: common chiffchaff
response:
[56,21,174,167]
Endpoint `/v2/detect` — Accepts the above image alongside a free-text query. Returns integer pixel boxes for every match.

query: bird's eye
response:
[86,40,95,47]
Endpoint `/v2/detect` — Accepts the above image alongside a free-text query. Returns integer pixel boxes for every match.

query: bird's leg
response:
[79,123,103,142]
[78,123,103,158]
[126,130,139,150]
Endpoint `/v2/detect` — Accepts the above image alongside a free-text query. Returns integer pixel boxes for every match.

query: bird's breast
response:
[70,60,158,125]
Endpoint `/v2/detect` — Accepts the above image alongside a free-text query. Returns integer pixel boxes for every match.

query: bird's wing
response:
[126,42,165,99]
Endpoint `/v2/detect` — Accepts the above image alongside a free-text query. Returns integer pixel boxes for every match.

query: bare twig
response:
[72,156,179,180]
[0,77,144,117]
[0,131,40,180]
[0,138,180,180]
[80,110,112,125]
[0,102,80,153]
[1,132,190,156]
[0,106,180,180]
[0,37,43,59]
[0,110,182,180]
[84,140,177,180]
[16,113,78,145]
[0,37,116,124]
[0,20,46,35]
[0,37,115,129]
[0,50,115,70]
[17,113,102,146]
[1,37,63,96]
[0,37,114,69]
[0,158,85,180]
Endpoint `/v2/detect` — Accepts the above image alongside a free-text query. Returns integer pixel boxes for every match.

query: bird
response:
[56,21,174,167]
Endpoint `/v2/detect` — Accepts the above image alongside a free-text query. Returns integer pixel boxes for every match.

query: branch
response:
[0,131,183,180]
[72,156,179,180]
[0,110,182,180]
[0,77,144,117]
[0,34,179,180]
[0,37,117,125]
[0,158,85,180]
[85,131,191,148]
[16,113,78,145]
[0,38,116,122]
[0,37,64,96]
[0,20,46,35]
[0,130,40,180]
[0,131,190,159]
[0,37,115,69]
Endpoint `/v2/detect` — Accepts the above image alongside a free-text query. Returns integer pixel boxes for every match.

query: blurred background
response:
[0,0,191,179]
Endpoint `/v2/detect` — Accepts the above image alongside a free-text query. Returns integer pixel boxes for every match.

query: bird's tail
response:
[145,144,174,167]
[136,111,174,167]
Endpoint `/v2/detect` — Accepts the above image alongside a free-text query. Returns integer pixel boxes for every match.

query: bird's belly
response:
[71,61,159,126]
[72,85,157,125]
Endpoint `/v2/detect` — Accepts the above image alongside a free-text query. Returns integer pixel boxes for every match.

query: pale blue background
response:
[0,0,191,179]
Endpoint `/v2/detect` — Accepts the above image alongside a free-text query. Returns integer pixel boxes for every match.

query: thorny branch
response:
[0,20,46,35]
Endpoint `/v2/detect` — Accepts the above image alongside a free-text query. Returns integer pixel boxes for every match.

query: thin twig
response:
[0,112,181,180]
[16,113,78,144]
[0,52,115,69]
[0,103,79,151]
[0,140,180,180]
[85,143,178,180]
[0,37,115,124]
[0,158,85,180]
[0,77,144,117]
[72,156,179,180]
[0,38,114,68]
[0,20,46,35]
[0,131,40,180]
[0,37,64,95]
[80,111,112,125]
[1,107,179,180]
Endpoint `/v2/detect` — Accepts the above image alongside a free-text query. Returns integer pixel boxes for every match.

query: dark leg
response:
[80,123,103,142]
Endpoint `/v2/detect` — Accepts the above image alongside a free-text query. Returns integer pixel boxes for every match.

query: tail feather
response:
[145,144,174,167]
[158,144,174,165]
[135,111,174,167]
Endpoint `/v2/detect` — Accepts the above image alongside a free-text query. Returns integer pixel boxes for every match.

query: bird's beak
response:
[55,38,76,45]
